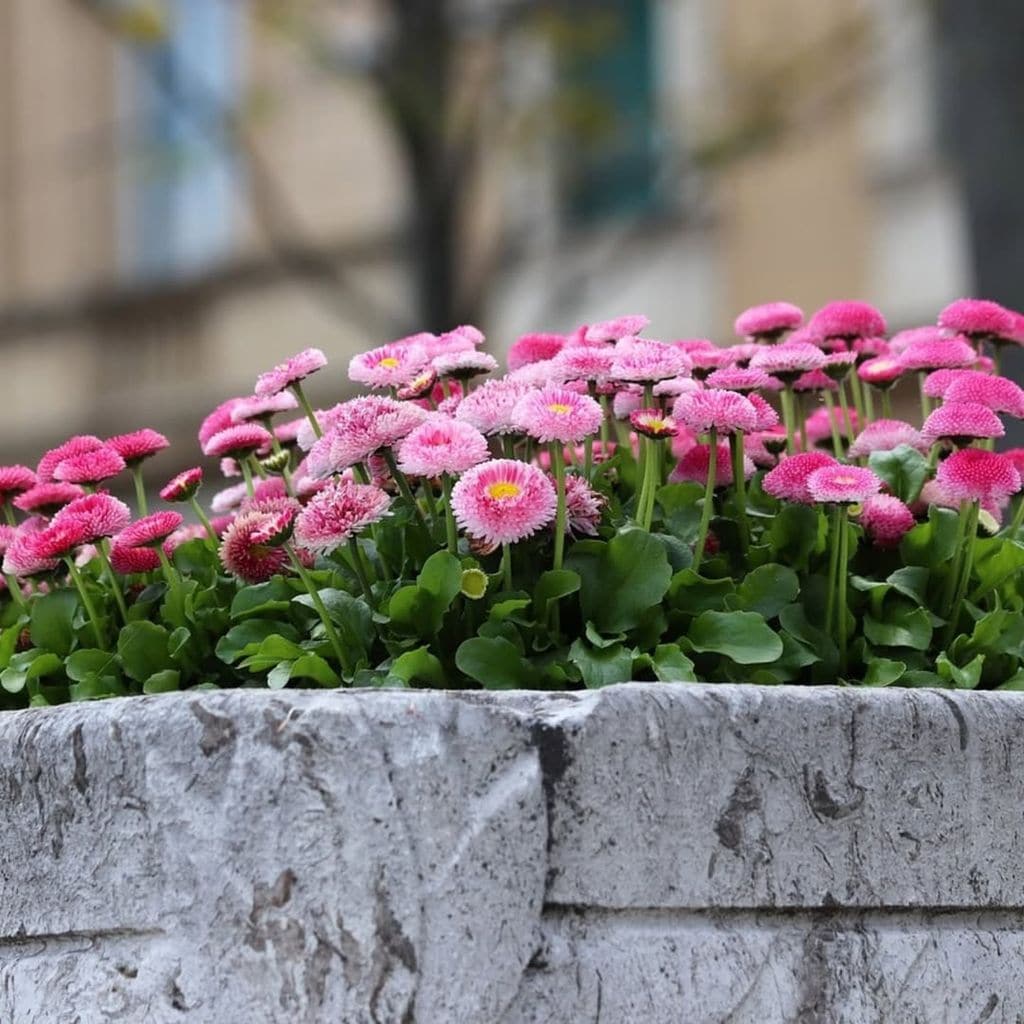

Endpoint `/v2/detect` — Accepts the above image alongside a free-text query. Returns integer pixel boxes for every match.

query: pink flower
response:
[160,467,204,503]
[254,347,328,397]
[218,511,291,583]
[630,408,679,439]
[37,435,104,482]
[763,452,839,504]
[117,511,184,549]
[935,448,1021,503]
[749,342,826,381]
[859,494,916,548]
[202,423,274,459]
[943,374,1024,417]
[220,458,241,479]
[396,368,438,401]
[198,399,246,449]
[857,356,904,387]
[889,326,945,354]
[808,301,887,340]
[293,479,391,556]
[13,482,85,516]
[806,464,882,504]
[922,368,973,399]
[734,302,803,339]
[553,345,616,384]
[433,350,499,380]
[612,386,644,420]
[655,377,701,399]
[396,416,490,477]
[898,336,977,372]
[3,525,62,577]
[0,465,37,502]
[51,493,131,543]
[847,419,927,459]
[106,428,170,466]
[211,483,250,516]
[1003,448,1024,478]
[805,407,858,448]
[349,341,429,389]
[851,337,890,361]
[669,442,753,487]
[562,474,605,536]
[450,459,556,547]
[53,446,126,486]
[455,377,532,435]
[673,389,759,436]
[275,418,304,445]
[793,369,837,392]
[938,298,1014,339]
[747,394,780,431]
[230,393,299,423]
[921,402,1005,445]
[705,367,782,392]
[610,339,690,382]
[508,333,567,371]
[581,314,650,344]
[511,385,604,444]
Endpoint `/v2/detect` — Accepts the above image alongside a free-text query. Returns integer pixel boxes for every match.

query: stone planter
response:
[2,684,1023,1022]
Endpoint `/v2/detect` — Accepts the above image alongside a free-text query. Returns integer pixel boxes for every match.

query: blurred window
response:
[560,1,658,226]
[121,0,240,280]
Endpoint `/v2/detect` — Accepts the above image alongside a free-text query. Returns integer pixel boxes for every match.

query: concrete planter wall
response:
[2,684,1023,1022]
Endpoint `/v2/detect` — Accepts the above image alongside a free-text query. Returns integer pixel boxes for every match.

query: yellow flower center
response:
[487,481,521,500]
[547,403,572,415]
[379,356,400,369]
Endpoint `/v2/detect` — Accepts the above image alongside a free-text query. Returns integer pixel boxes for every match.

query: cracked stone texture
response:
[4,684,1024,1021]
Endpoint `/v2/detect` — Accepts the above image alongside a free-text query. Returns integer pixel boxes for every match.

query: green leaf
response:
[997,669,1024,691]
[868,444,929,504]
[669,570,736,615]
[651,643,697,682]
[117,621,174,682]
[418,550,463,606]
[901,506,960,568]
[294,588,372,659]
[687,610,784,665]
[230,579,295,620]
[266,662,292,690]
[533,570,581,621]
[288,653,341,688]
[767,504,822,569]
[238,633,306,672]
[863,658,906,687]
[727,564,799,620]
[972,538,1024,596]
[936,652,985,690]
[216,620,299,665]
[0,624,19,671]
[30,590,79,657]
[886,567,931,607]
[864,604,933,651]
[778,603,838,676]
[391,647,446,688]
[1,650,62,694]
[66,649,119,683]
[655,483,704,542]
[455,637,533,689]
[143,669,180,694]
[568,639,633,688]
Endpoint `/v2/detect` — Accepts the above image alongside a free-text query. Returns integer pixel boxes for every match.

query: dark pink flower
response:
[898,336,977,372]
[793,369,837,392]
[763,452,838,504]
[160,467,203,503]
[51,493,131,543]
[935,448,1021,503]
[922,368,973,399]
[889,326,945,354]
[943,374,1024,417]
[106,428,170,466]
[53,446,126,486]
[747,393,780,431]
[804,407,856,447]
[0,465,36,502]
[202,424,274,459]
[808,301,887,340]
[254,347,328,397]
[217,511,290,583]
[37,435,104,482]
[674,389,758,436]
[508,333,567,371]
[921,402,1005,445]
[806,464,882,504]
[859,495,916,548]
[3,524,62,577]
[938,298,1014,339]
[109,542,160,574]
[669,442,753,487]
[13,482,85,516]
[734,302,803,339]
[116,511,184,549]
[198,399,246,450]
[293,479,392,556]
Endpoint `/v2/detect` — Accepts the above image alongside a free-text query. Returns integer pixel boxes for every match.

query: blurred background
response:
[1,0,1022,477]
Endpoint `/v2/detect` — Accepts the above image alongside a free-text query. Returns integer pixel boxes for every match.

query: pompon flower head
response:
[897,336,977,372]
[217,510,290,583]
[433,350,499,381]
[938,298,1014,339]
[935,448,1022,503]
[748,393,780,430]
[630,408,678,439]
[13,482,85,516]
[293,479,391,556]
[808,301,887,340]
[847,419,927,459]
[921,402,1005,446]
[202,423,274,459]
[198,398,245,450]
[655,376,701,400]
[160,467,203,503]
[349,341,429,390]
[117,511,184,549]
[254,347,328,397]
[734,302,803,340]
[562,473,605,536]
[922,367,974,399]
[53,446,126,486]
[704,366,782,393]
[396,367,438,401]
[674,389,758,435]
[612,386,643,420]
[857,355,904,387]
[583,314,650,344]
[211,482,249,516]
[851,336,890,362]
[669,442,753,487]
[1004,448,1024,478]
[682,345,732,380]
[512,385,604,444]
[450,459,556,547]
[507,333,567,371]
[229,393,299,423]
[610,339,691,383]
[793,369,837,393]
[3,525,61,577]
[0,465,37,502]
[51,493,131,543]
[396,416,490,478]
[763,451,838,504]
[106,428,170,466]
[552,345,616,384]
[944,374,1024,417]
[805,406,857,447]
[37,435,104,482]
[859,494,916,548]
[806,464,882,505]
[455,377,531,435]
[749,342,826,383]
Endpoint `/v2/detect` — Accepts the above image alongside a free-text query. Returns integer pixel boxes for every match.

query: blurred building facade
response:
[0,0,969,470]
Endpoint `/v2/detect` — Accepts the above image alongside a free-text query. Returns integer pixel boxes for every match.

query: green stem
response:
[798,392,809,454]
[353,462,371,484]
[97,540,129,624]
[248,454,267,480]
[501,543,513,593]
[730,433,750,552]
[837,506,850,677]
[156,548,183,605]
[66,558,105,649]
[944,502,980,647]
[825,506,841,634]
[584,382,597,480]
[849,371,866,429]
[132,466,148,517]
[441,474,459,556]
[880,388,893,420]
[837,381,854,442]
[347,537,377,610]
[823,392,843,459]
[4,573,25,613]
[941,502,971,616]
[291,382,322,440]
[287,547,352,677]
[780,388,797,455]
[551,445,567,571]
[240,459,255,499]
[381,449,429,530]
[1008,494,1024,541]
[599,395,612,455]
[3,503,17,528]
[693,427,718,572]
[190,497,220,551]
[918,373,930,426]
[863,384,875,425]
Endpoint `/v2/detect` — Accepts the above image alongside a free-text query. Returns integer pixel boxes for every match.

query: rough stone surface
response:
[3,684,1024,1021]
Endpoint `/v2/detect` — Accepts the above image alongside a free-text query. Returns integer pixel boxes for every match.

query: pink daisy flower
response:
[51,493,131,543]
[847,419,927,459]
[748,393,780,431]
[746,432,782,467]
[13,482,85,516]
[851,337,890,361]
[922,368,974,399]
[804,407,857,447]
[857,356,904,387]
[37,435,104,482]
[293,479,392,556]
[943,374,1024,417]
[935,448,1021,504]
[938,298,1014,339]
[3,526,61,577]
[583,314,650,344]
[53,446,126,486]
[220,458,241,479]
[396,416,490,478]
[455,377,532,436]
[808,301,887,340]
[440,324,486,349]
[793,369,837,393]
[254,347,328,397]
[704,367,782,392]
[349,341,429,390]
[0,465,37,503]
[763,452,839,504]
[275,418,304,446]
[553,345,616,384]
[921,402,1005,445]
[229,393,299,423]
[396,368,438,401]
[655,377,701,400]
[858,494,916,549]
[164,524,211,555]
[898,336,977,372]
[562,474,605,536]
[674,389,759,436]
[433,350,499,380]
[512,385,604,444]
[610,339,691,383]
[109,540,159,574]
[749,342,826,382]
[612,386,644,420]
[160,467,204,503]
[806,464,882,504]
[106,428,170,466]
[630,408,678,439]
[450,459,556,547]
[211,482,250,516]
[116,511,184,549]
[202,423,274,460]
[734,302,803,340]
[198,399,246,450]
[684,346,734,380]
[507,333,567,371]
[888,326,944,354]
[669,442,753,487]
[217,511,291,583]
[1003,448,1024,478]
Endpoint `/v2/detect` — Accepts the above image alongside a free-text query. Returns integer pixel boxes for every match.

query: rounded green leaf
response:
[728,564,799,620]
[687,611,784,665]
[455,637,532,689]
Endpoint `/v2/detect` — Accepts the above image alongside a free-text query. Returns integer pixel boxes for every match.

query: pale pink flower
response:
[293,479,391,556]
[160,467,203,503]
[455,377,532,436]
[748,394,780,431]
[669,442,753,486]
[37,435,104,482]
[165,524,212,554]
[13,482,85,516]
[507,359,560,388]
[552,345,616,384]
[806,464,882,504]
[106,428,170,466]
[0,465,36,503]
[349,341,429,390]
[705,367,781,392]
[685,346,734,379]
[847,420,927,459]
[630,408,678,439]
[450,459,556,547]
[211,482,250,516]
[935,448,1021,503]
[584,314,650,344]
[922,368,974,399]
[612,386,644,420]
[804,407,857,447]
[763,452,839,504]
[53,446,126,486]
[857,356,904,387]
[674,389,758,436]
[943,374,1024,417]
[433,350,499,380]
[734,302,803,339]
[749,342,826,381]
[202,424,273,459]
[220,458,241,479]
[562,473,605,536]
[512,385,604,444]
[921,402,1005,445]
[254,347,328,397]
[275,417,304,446]
[51,493,131,543]
[859,494,916,549]
[610,339,690,382]
[230,393,299,423]
[793,369,837,392]
[396,416,490,478]
[507,333,567,371]
[938,298,1014,339]
[808,301,886,340]
[898,336,977,372]
[655,377,701,399]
